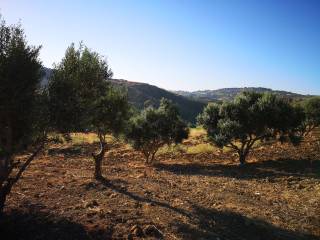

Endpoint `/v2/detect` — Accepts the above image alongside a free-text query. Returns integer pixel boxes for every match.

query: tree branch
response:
[227,142,240,152]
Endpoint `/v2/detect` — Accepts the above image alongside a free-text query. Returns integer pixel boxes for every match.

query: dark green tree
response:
[197,92,304,164]
[48,43,129,179]
[126,98,189,164]
[0,17,47,213]
[301,97,320,136]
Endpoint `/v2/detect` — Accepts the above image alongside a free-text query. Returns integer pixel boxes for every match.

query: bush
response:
[126,98,189,164]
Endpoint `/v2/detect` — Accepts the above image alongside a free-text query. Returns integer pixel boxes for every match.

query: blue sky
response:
[1,0,319,94]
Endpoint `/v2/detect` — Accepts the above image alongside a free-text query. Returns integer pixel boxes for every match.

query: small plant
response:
[126,98,189,164]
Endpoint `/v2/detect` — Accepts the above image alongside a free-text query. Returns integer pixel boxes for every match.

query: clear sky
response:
[1,0,319,94]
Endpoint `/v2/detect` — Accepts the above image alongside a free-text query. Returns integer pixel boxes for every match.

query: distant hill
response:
[174,87,310,102]
[110,79,205,123]
[41,67,52,86]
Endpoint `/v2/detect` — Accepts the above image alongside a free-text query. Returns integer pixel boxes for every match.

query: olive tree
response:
[301,97,320,136]
[126,98,189,164]
[0,17,47,212]
[197,92,304,165]
[48,43,129,179]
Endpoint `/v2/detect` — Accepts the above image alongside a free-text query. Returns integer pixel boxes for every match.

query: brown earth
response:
[1,138,319,240]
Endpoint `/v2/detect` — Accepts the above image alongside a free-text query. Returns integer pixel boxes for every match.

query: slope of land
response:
[110,79,205,124]
[174,87,311,103]
[1,130,319,240]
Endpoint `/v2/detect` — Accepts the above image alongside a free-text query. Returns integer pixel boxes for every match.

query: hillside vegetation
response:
[174,87,310,103]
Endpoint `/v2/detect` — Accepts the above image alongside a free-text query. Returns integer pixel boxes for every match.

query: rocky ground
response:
[1,133,319,240]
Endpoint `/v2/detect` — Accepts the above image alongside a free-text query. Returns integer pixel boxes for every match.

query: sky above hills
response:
[1,0,319,94]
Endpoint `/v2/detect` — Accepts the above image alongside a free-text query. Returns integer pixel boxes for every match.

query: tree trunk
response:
[238,141,253,165]
[94,154,103,180]
[0,184,9,214]
[0,193,7,214]
[144,151,150,164]
[0,157,8,188]
[239,153,246,165]
[150,149,157,164]
[92,136,106,180]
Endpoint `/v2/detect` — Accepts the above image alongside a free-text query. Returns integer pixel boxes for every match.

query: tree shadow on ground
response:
[47,145,85,157]
[155,158,320,180]
[0,209,92,240]
[98,177,192,219]
[173,204,319,240]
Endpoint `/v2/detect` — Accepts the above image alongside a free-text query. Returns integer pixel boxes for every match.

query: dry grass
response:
[70,133,115,145]
[189,127,207,138]
[186,143,216,154]
[70,133,100,144]
[157,144,186,156]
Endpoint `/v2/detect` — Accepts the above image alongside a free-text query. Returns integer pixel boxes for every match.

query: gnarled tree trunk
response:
[149,148,159,164]
[237,137,259,165]
[142,144,160,165]
[92,133,106,180]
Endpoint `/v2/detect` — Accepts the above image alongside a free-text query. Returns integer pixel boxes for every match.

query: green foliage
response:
[0,16,46,212]
[48,43,129,136]
[198,92,304,164]
[126,98,189,163]
[0,18,44,156]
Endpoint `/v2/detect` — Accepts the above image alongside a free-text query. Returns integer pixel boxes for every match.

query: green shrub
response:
[126,98,189,164]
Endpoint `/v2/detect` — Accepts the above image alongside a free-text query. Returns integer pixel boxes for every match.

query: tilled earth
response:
[1,140,319,240]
